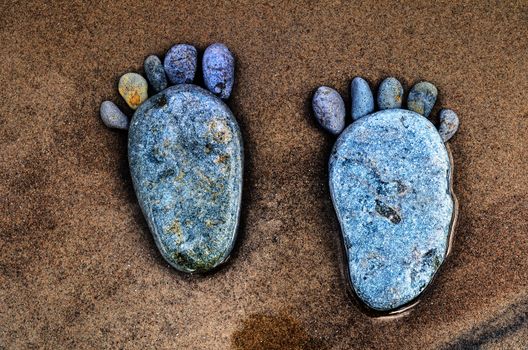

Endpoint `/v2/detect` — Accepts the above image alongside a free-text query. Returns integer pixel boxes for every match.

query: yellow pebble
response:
[118,73,148,110]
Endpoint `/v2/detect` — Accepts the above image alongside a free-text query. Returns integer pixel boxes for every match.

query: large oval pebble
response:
[128,84,243,273]
[329,109,454,311]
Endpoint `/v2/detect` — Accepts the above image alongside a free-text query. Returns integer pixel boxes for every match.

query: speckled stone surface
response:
[144,55,167,93]
[407,81,438,118]
[163,44,197,85]
[439,109,460,142]
[329,109,454,311]
[312,86,345,135]
[202,43,235,99]
[128,84,243,273]
[377,77,403,110]
[350,77,374,120]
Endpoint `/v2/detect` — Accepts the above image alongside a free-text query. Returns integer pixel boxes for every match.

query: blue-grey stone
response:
[100,101,129,130]
[329,108,454,311]
[350,77,374,121]
[144,55,167,93]
[377,77,403,110]
[438,109,459,142]
[202,43,235,99]
[312,86,346,135]
[128,84,243,273]
[164,44,197,85]
[407,81,438,118]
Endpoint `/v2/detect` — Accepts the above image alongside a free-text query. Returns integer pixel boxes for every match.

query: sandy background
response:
[1,0,527,349]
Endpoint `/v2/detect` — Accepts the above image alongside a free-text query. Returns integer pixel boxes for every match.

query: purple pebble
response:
[312,86,346,135]
[202,43,235,99]
[164,44,197,85]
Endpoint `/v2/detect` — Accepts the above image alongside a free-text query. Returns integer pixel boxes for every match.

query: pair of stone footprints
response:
[100,43,459,314]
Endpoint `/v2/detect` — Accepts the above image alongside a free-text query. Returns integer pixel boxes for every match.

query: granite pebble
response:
[118,73,148,110]
[100,101,129,130]
[144,55,167,93]
[164,44,197,85]
[329,109,454,311]
[438,109,460,142]
[128,84,243,273]
[351,77,374,121]
[312,86,345,135]
[377,77,403,110]
[202,43,235,99]
[407,81,438,118]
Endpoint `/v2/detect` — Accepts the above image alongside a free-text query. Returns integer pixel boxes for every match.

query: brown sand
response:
[1,1,527,349]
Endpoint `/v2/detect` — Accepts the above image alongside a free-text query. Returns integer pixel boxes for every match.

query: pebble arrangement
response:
[100,43,241,274]
[313,77,459,313]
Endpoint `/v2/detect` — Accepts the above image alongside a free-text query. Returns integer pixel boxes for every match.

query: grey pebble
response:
[351,77,374,121]
[144,55,167,93]
[438,109,459,142]
[407,81,438,118]
[312,86,346,135]
[100,101,129,130]
[377,77,403,110]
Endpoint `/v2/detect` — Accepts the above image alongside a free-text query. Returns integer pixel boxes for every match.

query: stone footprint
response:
[100,43,243,273]
[313,77,459,312]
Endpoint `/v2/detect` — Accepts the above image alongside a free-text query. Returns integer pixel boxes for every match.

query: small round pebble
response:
[377,77,403,110]
[100,101,129,130]
[312,86,345,135]
[202,43,235,99]
[164,44,197,85]
[438,109,459,142]
[351,77,374,121]
[118,73,148,110]
[144,55,167,93]
[407,81,438,118]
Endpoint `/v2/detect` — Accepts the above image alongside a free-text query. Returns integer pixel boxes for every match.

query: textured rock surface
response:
[350,77,374,120]
[203,43,235,99]
[407,81,438,118]
[377,77,403,110]
[164,44,197,85]
[128,84,243,273]
[329,109,454,311]
[118,72,148,110]
[100,101,129,129]
[144,55,167,93]
[312,86,345,135]
[438,109,460,142]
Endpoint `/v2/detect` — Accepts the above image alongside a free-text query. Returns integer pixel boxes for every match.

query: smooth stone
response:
[128,84,243,273]
[100,101,129,130]
[202,43,235,99]
[329,109,454,311]
[438,109,459,142]
[312,86,346,135]
[350,77,374,121]
[164,44,197,85]
[118,73,148,110]
[144,55,168,93]
[407,81,438,118]
[377,77,403,110]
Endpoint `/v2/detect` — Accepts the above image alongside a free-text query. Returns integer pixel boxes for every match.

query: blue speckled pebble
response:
[329,109,454,311]
[312,86,346,135]
[128,84,243,273]
[407,81,438,118]
[438,109,459,142]
[144,55,167,93]
[377,77,403,110]
[203,43,235,99]
[164,44,197,85]
[350,77,374,121]
[100,101,129,130]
